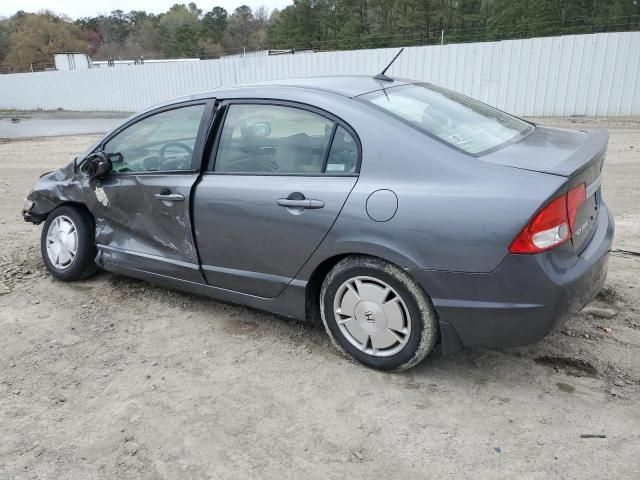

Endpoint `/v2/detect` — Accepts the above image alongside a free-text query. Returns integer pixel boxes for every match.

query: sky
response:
[0,0,292,19]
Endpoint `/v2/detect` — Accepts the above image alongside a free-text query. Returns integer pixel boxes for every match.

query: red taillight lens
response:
[509,184,587,254]
[567,183,587,231]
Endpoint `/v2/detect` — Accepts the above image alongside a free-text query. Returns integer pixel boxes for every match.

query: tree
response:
[267,1,326,50]
[0,18,11,63]
[160,4,200,37]
[224,5,255,51]
[2,0,639,69]
[126,19,164,58]
[159,4,202,57]
[254,6,270,28]
[202,6,228,44]
[82,28,102,55]
[5,12,87,71]
[97,10,132,45]
[336,0,368,49]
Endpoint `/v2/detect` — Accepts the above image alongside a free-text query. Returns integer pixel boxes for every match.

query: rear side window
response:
[214,104,334,174]
[326,126,358,173]
[361,83,533,156]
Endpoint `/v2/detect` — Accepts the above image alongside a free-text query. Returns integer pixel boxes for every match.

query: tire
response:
[41,205,98,281]
[320,256,439,372]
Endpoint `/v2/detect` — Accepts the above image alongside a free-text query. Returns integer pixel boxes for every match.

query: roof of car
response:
[242,76,414,97]
[185,75,414,102]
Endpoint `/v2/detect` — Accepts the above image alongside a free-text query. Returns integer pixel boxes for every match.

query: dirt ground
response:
[1,117,639,479]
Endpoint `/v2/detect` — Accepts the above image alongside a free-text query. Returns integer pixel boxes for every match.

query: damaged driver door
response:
[85,100,215,283]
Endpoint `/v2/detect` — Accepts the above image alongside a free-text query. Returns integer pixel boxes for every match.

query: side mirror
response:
[84,152,112,179]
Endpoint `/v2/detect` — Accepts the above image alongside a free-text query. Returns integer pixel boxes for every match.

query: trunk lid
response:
[482,126,607,254]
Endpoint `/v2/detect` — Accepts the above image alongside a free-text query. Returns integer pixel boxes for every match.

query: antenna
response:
[374,48,405,82]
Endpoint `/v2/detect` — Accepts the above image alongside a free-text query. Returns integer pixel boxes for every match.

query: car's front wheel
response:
[41,205,98,281]
[320,256,439,371]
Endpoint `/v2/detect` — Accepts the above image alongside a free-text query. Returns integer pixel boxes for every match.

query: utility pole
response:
[441,29,444,46]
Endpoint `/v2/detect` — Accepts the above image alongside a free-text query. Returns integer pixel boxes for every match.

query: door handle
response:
[154,193,185,202]
[277,198,325,209]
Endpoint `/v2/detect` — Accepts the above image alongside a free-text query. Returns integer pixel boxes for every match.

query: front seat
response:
[274,133,312,173]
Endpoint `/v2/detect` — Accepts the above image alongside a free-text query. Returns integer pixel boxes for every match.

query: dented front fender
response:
[23,161,87,224]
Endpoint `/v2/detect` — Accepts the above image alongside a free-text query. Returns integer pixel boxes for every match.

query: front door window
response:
[104,104,206,173]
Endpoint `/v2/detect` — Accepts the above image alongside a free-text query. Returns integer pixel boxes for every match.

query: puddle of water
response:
[0,118,124,139]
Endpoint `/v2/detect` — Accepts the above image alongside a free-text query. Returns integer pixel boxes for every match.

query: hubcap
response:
[333,276,411,357]
[46,215,78,270]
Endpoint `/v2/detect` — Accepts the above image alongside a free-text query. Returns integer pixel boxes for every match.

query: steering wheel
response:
[159,142,193,160]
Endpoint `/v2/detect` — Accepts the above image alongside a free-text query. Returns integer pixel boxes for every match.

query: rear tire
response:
[41,205,98,281]
[320,256,439,371]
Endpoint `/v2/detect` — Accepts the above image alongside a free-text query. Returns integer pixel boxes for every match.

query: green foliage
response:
[1,1,638,72]
[4,11,87,71]
[268,0,639,50]
[0,19,10,63]
[160,4,202,57]
[202,7,228,44]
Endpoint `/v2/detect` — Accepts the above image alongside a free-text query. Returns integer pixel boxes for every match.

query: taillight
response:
[509,184,587,254]
[567,183,587,231]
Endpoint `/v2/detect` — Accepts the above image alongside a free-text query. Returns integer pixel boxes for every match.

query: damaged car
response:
[23,75,614,371]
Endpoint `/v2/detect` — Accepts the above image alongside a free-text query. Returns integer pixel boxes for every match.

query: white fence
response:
[1,31,639,116]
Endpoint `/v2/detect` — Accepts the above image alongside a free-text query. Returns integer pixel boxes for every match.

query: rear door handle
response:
[154,193,185,202]
[277,198,325,209]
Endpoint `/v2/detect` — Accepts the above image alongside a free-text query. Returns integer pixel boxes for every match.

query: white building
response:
[91,58,201,68]
[54,52,92,71]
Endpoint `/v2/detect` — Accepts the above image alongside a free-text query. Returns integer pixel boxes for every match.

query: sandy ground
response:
[0,118,639,479]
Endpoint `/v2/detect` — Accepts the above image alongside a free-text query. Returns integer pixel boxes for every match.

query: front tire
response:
[41,205,98,281]
[320,256,439,371]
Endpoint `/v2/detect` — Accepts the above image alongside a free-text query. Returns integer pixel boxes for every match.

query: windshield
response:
[361,83,533,155]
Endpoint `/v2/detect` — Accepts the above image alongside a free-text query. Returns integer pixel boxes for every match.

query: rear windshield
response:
[361,83,533,155]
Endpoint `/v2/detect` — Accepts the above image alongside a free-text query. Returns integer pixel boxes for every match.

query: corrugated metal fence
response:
[1,31,638,116]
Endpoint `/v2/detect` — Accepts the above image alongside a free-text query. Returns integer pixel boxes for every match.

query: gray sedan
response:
[23,76,614,371]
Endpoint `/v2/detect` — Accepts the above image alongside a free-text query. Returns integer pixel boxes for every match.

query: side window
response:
[214,104,335,174]
[104,104,205,173]
[326,126,358,174]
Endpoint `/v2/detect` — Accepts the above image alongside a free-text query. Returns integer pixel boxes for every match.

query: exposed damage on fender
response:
[23,162,84,224]
[25,155,201,284]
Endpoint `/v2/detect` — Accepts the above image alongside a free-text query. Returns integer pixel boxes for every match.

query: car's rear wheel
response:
[320,256,439,371]
[41,205,98,281]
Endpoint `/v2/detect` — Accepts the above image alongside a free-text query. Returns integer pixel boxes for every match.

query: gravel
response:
[0,118,639,478]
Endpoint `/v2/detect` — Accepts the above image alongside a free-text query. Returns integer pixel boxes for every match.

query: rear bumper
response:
[411,203,614,349]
